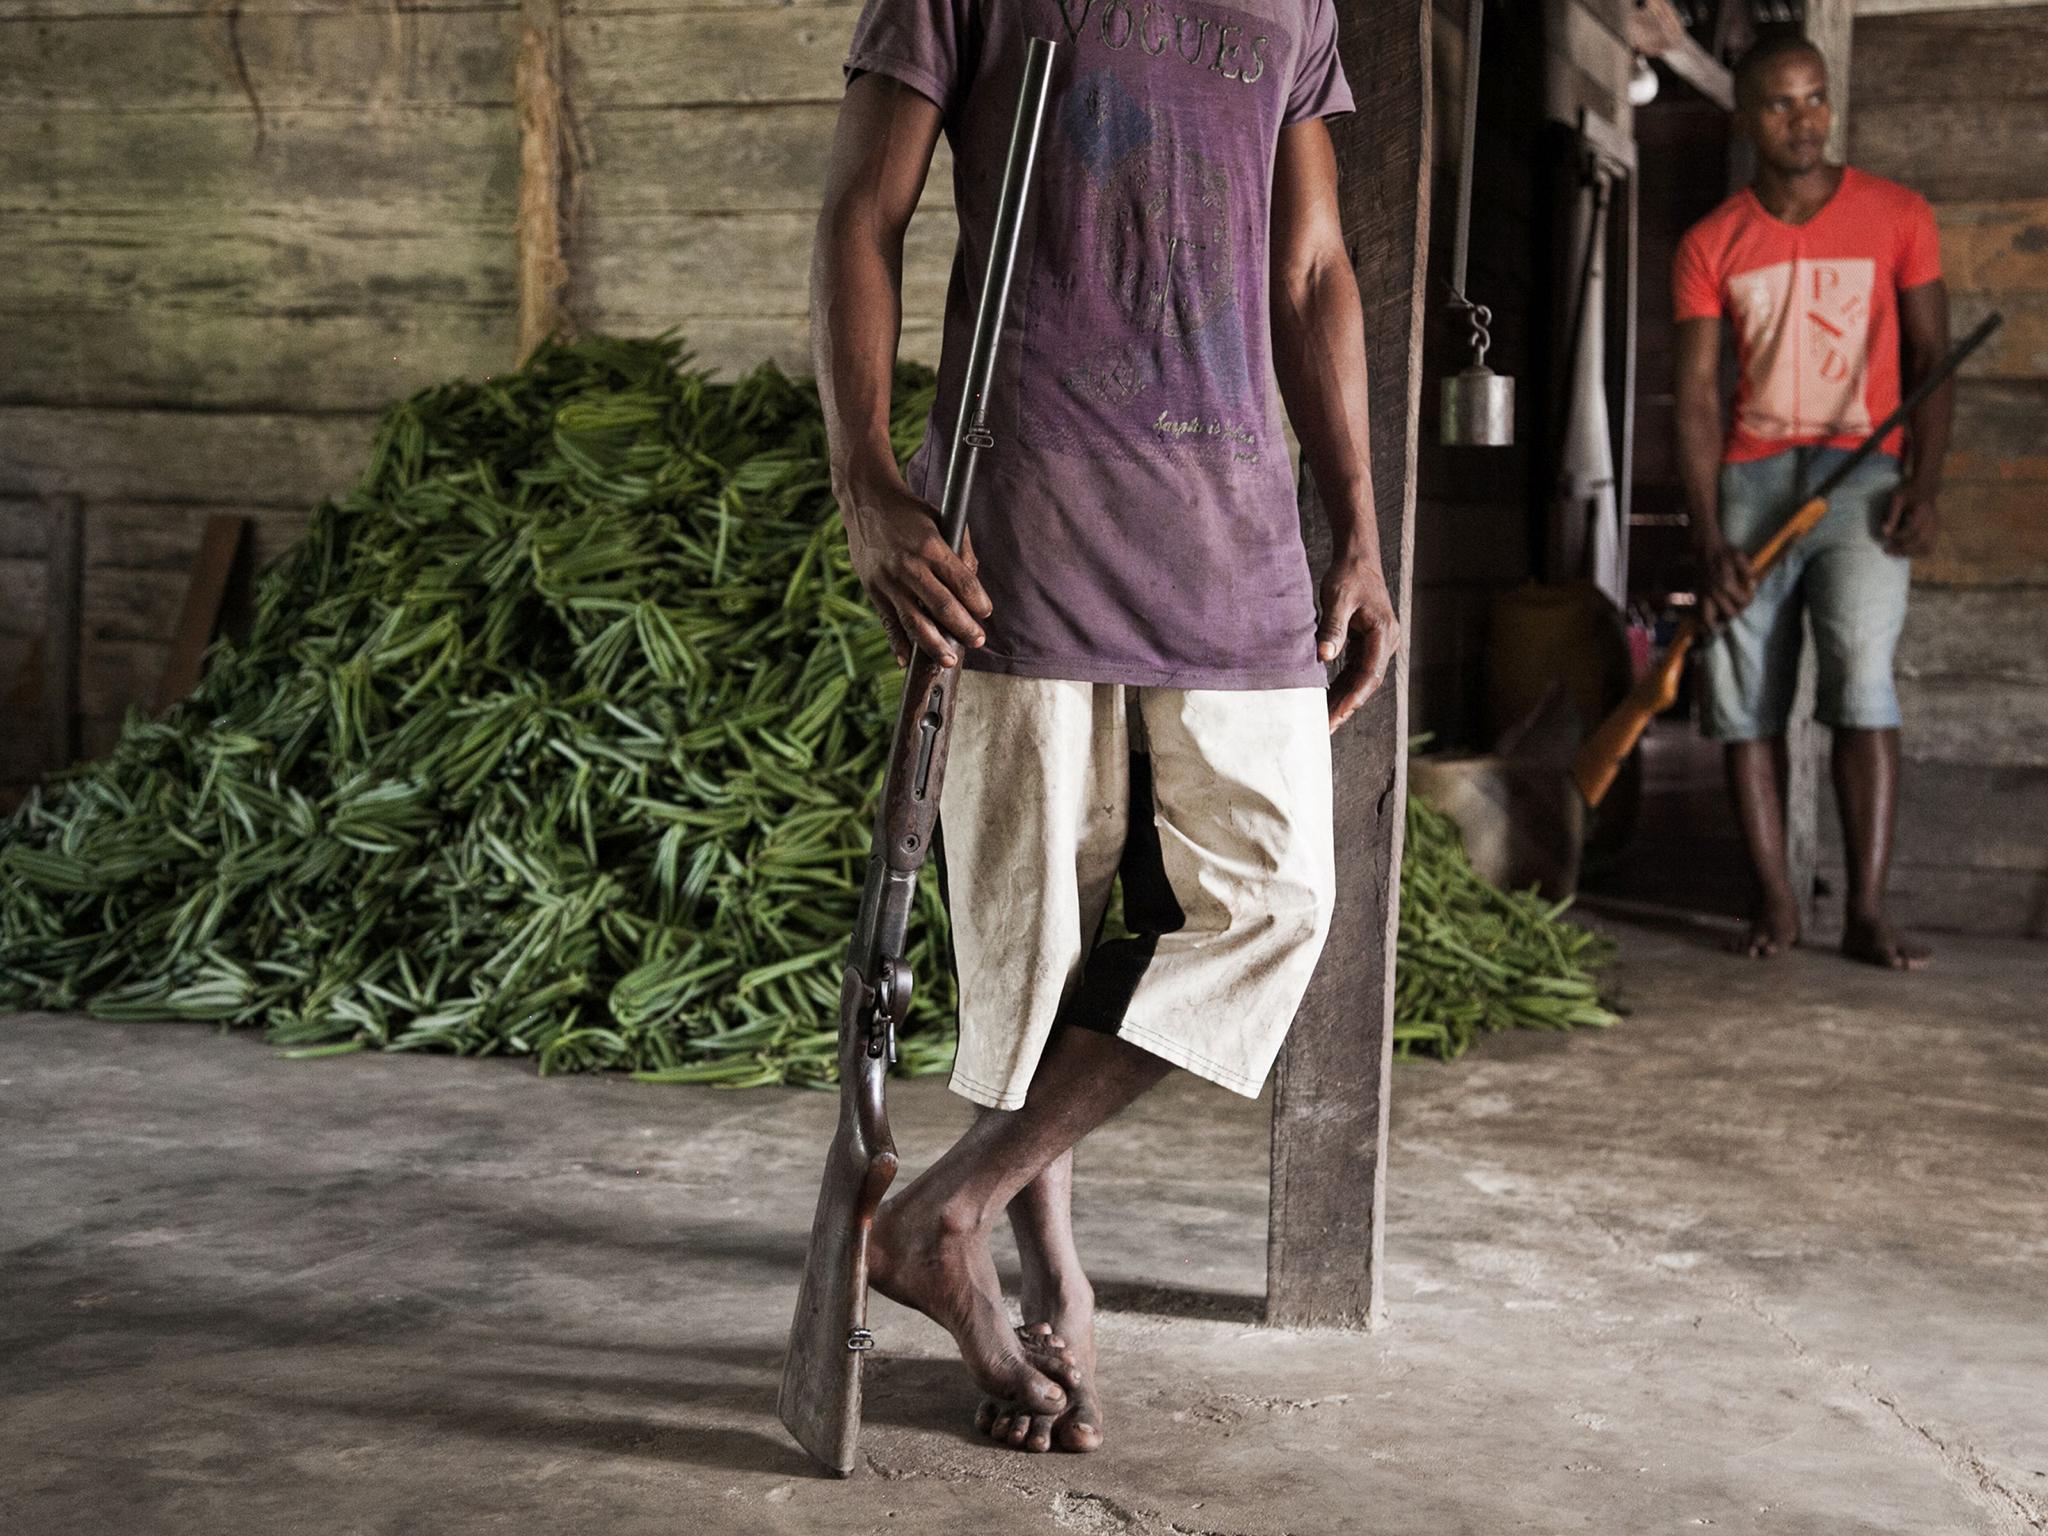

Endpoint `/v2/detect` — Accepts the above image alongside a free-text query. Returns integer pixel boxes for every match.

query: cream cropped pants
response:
[934,670,1336,1110]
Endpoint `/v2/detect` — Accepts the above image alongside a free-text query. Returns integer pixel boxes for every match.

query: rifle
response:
[778,34,1058,1475]
[1573,309,2003,808]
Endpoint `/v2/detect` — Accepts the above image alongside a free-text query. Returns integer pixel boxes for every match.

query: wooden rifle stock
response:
[1572,494,1826,805]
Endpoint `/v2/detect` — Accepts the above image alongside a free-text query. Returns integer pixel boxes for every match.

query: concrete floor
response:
[3,915,2044,1536]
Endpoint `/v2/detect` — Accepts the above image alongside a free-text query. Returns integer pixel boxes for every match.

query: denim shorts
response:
[1698,444,1911,742]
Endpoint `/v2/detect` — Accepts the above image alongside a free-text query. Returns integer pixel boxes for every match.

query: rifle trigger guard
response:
[869,958,910,1063]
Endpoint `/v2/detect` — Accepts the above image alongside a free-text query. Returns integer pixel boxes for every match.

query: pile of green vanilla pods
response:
[0,333,1616,1082]
[1395,796,1620,1059]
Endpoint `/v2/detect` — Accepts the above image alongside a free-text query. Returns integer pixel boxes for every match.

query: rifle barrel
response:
[932,36,1057,556]
[1806,310,2003,503]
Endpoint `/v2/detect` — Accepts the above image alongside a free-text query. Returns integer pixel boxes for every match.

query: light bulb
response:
[1628,53,1659,107]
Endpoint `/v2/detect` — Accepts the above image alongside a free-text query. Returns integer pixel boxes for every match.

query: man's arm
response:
[812,73,990,669]
[1268,117,1398,734]
[1674,314,1754,628]
[1881,278,1952,557]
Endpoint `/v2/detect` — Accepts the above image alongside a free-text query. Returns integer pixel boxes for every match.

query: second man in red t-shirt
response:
[1673,31,1953,970]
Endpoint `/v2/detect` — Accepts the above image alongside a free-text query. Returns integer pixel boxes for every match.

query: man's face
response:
[1742,51,1831,175]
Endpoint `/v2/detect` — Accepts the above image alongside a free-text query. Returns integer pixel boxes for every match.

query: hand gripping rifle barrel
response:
[778,35,1058,1476]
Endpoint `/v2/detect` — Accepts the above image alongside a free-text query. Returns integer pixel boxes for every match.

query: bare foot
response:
[964,1141,1106,1452]
[976,1270,1103,1453]
[868,1196,1081,1423]
[1729,895,1800,958]
[983,1310,1103,1453]
[1842,913,1930,970]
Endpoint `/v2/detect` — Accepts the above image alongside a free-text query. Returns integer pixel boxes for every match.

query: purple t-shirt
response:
[842,0,1355,689]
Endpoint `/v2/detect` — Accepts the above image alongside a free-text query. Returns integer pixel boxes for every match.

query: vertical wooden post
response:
[1268,0,1431,1330]
[516,0,572,360]
[1804,0,1852,168]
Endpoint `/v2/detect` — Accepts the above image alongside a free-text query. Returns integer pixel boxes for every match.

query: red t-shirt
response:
[1673,165,1942,464]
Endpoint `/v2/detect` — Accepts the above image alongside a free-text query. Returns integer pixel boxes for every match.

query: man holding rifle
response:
[809,0,1395,1456]
[1674,32,1952,968]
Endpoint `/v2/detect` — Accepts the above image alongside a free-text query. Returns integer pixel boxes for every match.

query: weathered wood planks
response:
[0,0,927,791]
[0,210,515,314]
[1819,760,2048,939]
[0,8,524,110]
[0,109,519,214]
[1898,587,2048,682]
[5,309,518,412]
[561,0,956,370]
[564,5,863,106]
[1854,7,2048,105]
[1268,0,1431,1329]
[0,408,375,504]
[1853,101,2048,205]
[1847,5,2048,938]
[1937,199,2048,294]
[578,207,954,331]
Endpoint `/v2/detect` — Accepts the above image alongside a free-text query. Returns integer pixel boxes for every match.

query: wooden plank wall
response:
[0,0,1646,788]
[0,0,964,800]
[0,0,530,787]
[1838,5,2048,936]
[563,0,951,379]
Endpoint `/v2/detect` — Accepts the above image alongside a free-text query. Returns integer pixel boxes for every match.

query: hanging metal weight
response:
[1442,365,1515,446]
[1442,304,1515,447]
[1439,0,1515,448]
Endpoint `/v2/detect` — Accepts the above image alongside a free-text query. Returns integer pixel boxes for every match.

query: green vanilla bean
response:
[1394,796,1622,1061]
[0,335,956,1085]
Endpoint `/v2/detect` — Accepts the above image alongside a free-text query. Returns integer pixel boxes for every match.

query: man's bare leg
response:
[1832,725,1930,969]
[1725,735,1801,955]
[867,1026,1169,1447]
[971,1145,1105,1452]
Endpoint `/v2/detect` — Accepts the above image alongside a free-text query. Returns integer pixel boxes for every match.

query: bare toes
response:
[980,1339,1069,1416]
[1056,1415,1104,1453]
[1024,1414,1056,1452]
[1019,1370,1068,1415]
[1729,926,1791,959]
[1843,919,1931,972]
[1019,1336,1080,1391]
[974,1400,996,1435]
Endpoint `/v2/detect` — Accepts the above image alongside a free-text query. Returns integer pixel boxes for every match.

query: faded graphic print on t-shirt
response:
[1035,65,1256,463]
[1672,167,1942,465]
[1019,3,1290,477]
[1726,257,1878,442]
